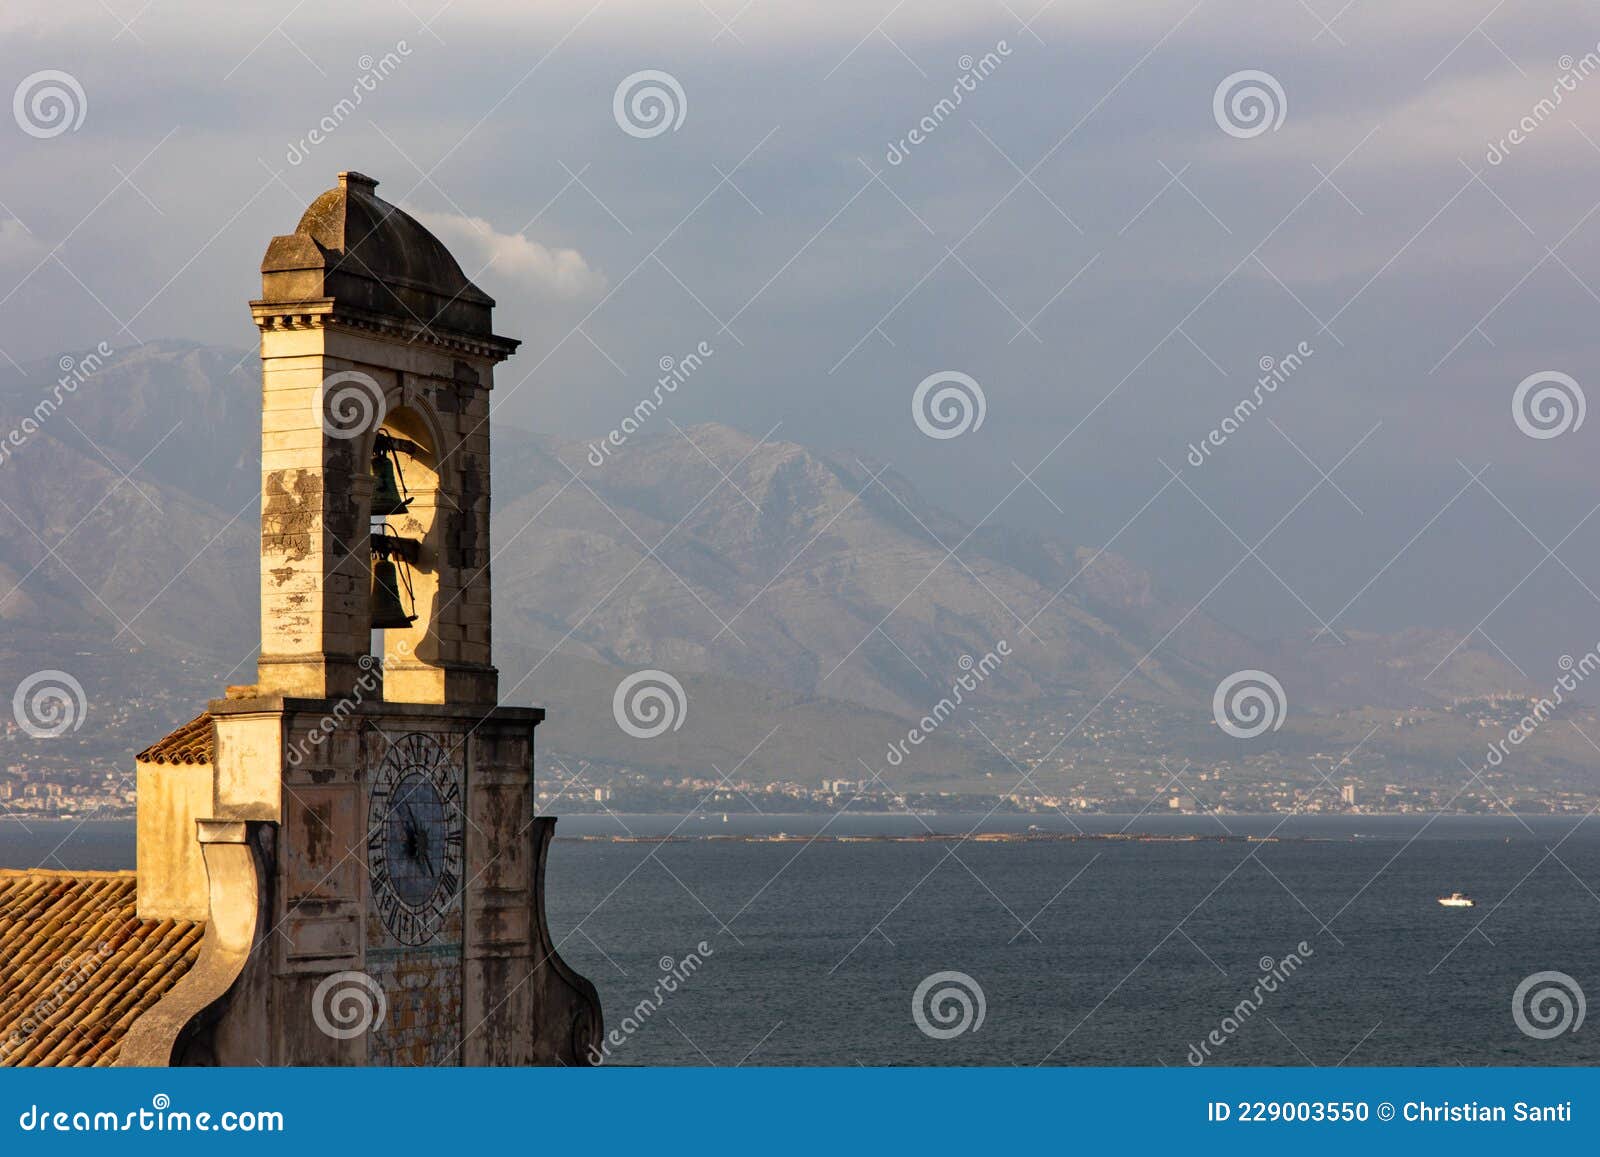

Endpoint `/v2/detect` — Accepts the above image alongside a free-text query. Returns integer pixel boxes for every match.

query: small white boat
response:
[1437,891,1476,908]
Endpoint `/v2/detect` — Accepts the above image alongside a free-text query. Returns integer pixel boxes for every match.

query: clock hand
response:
[408,824,432,876]
[399,802,429,870]
[402,804,420,850]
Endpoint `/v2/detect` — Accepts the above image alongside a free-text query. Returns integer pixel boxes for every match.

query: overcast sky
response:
[4,0,1600,669]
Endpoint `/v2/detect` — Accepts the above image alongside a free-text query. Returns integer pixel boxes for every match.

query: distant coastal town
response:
[529,766,1597,822]
[6,686,1599,821]
[532,692,1600,820]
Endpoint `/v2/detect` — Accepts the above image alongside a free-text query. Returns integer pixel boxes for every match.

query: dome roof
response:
[257,172,497,339]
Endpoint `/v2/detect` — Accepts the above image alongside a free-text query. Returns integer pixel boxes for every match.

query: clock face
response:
[367,732,465,946]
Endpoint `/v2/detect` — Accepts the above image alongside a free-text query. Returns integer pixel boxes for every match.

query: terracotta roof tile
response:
[0,870,204,1067]
[137,713,214,766]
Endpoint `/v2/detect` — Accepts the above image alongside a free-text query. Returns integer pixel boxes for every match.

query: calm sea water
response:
[5,814,1596,1066]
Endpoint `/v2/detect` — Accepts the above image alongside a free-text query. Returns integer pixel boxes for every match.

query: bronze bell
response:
[371,557,416,629]
[371,436,411,516]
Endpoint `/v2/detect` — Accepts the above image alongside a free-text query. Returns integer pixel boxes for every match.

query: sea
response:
[4,812,1596,1066]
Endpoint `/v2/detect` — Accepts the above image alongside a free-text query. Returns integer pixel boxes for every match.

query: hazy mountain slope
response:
[492,423,1235,716]
[491,422,1526,715]
[0,341,1531,777]
[0,340,260,508]
[0,421,255,658]
[494,641,1011,790]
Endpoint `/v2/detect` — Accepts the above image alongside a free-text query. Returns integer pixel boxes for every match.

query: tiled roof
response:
[137,713,214,766]
[0,870,205,1067]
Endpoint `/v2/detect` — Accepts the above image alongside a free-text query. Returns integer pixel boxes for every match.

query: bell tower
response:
[124,171,602,1067]
[252,170,509,705]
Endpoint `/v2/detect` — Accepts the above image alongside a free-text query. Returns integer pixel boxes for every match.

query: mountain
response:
[489,422,1525,716]
[0,341,1532,784]
[0,343,257,659]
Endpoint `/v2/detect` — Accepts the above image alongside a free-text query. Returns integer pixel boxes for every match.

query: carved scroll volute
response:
[117,820,275,1067]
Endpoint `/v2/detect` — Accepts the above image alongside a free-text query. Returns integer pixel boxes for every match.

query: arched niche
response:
[366,399,450,701]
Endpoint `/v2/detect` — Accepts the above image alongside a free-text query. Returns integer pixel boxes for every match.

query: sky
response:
[4,0,1600,671]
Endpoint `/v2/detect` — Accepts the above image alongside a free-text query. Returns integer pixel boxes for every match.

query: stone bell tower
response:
[253,169,502,705]
[124,172,601,1067]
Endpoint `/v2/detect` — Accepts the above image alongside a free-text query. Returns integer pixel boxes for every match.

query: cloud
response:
[6,0,1583,55]
[0,218,43,267]
[409,210,606,301]
[0,0,1176,48]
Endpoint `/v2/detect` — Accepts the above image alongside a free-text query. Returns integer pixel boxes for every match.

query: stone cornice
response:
[249,297,520,363]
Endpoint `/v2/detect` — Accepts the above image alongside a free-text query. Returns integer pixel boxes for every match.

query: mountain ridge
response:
[0,341,1534,785]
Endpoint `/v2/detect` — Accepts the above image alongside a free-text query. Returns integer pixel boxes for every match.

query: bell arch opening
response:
[366,404,447,699]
